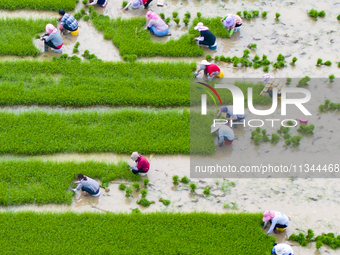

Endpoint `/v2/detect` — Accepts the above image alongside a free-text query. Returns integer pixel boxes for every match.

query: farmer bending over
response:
[58,9,79,35]
[194,60,221,81]
[271,243,294,255]
[124,0,153,10]
[130,152,150,175]
[216,106,246,124]
[72,173,100,197]
[260,74,284,98]
[211,124,234,146]
[146,11,169,37]
[193,22,217,50]
[41,24,63,52]
[221,13,243,37]
[85,0,108,7]
[263,210,289,234]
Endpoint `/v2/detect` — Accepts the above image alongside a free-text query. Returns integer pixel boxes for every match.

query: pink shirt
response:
[147,18,168,32]
[136,156,150,172]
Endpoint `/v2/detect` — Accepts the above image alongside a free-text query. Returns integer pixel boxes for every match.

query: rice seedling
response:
[275,13,280,21]
[243,11,248,18]
[180,176,189,184]
[125,187,133,197]
[140,189,148,198]
[237,11,242,16]
[243,49,250,58]
[271,133,280,144]
[317,58,323,66]
[297,76,311,87]
[203,186,210,196]
[189,183,197,192]
[318,11,325,18]
[173,18,180,25]
[286,77,292,84]
[72,41,80,53]
[291,57,298,65]
[286,120,295,126]
[197,12,202,18]
[0,0,76,10]
[164,17,171,24]
[0,211,276,253]
[246,13,252,20]
[262,11,268,18]
[252,10,259,17]
[206,54,212,61]
[263,66,269,72]
[183,18,190,26]
[316,241,323,249]
[74,12,82,20]
[297,124,315,135]
[324,61,332,66]
[119,183,126,190]
[80,8,86,15]
[122,54,137,62]
[131,208,141,213]
[338,15,340,21]
[291,135,302,146]
[284,133,291,140]
[143,178,150,188]
[172,12,178,18]
[308,9,318,20]
[83,15,90,21]
[137,198,155,207]
[185,12,191,19]
[159,198,170,206]
[248,44,257,49]
[173,175,179,185]
[82,0,87,5]
[159,13,165,19]
[132,182,140,191]
[329,74,335,82]
[214,56,219,62]
[88,5,94,13]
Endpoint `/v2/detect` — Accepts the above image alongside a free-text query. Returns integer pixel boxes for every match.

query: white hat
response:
[275,244,293,255]
[194,22,209,31]
[200,60,211,66]
[211,124,223,133]
[263,74,273,82]
[131,152,140,161]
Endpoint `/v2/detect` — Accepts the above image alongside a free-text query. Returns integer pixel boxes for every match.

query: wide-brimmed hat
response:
[275,244,292,255]
[223,14,235,27]
[263,210,275,222]
[131,152,140,161]
[46,24,58,34]
[194,22,209,31]
[200,60,211,66]
[263,74,273,83]
[131,0,142,8]
[146,10,158,20]
[211,124,224,133]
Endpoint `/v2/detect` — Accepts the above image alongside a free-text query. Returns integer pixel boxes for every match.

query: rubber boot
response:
[44,43,49,52]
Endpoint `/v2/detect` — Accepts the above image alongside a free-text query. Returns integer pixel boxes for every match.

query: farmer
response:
[146,11,169,37]
[216,106,247,123]
[41,24,63,52]
[211,124,235,146]
[123,0,153,10]
[85,0,108,7]
[271,243,294,255]
[221,13,243,37]
[72,173,100,197]
[194,60,222,81]
[193,22,217,50]
[130,152,150,175]
[58,9,79,34]
[260,74,284,98]
[263,210,289,234]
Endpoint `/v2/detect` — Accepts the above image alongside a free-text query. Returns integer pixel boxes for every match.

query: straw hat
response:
[223,15,235,27]
[131,152,140,161]
[262,210,275,222]
[194,22,209,31]
[211,124,223,133]
[200,60,211,66]
[131,0,142,8]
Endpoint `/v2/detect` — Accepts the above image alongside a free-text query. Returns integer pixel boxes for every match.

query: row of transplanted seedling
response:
[319,99,340,112]
[250,123,315,147]
[289,229,340,250]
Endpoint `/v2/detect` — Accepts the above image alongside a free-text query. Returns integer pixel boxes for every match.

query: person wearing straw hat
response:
[263,210,289,234]
[194,60,221,81]
[211,124,234,146]
[123,0,153,10]
[85,0,108,8]
[129,152,150,175]
[72,173,100,197]
[40,24,63,52]
[221,13,243,37]
[58,9,79,35]
[216,105,246,123]
[193,22,217,50]
[271,243,294,255]
[146,10,169,37]
[260,74,284,99]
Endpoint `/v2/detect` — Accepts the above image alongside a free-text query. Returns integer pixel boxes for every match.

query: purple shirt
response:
[147,18,168,32]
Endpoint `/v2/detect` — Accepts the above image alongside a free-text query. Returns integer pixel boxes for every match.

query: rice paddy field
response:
[1,0,340,254]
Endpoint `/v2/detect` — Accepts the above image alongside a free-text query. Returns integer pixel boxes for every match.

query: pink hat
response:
[46,24,57,34]
[263,210,275,222]
[223,14,235,27]
[146,10,159,20]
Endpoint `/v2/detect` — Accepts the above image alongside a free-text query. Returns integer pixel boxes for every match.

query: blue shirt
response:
[218,125,234,144]
[221,106,246,119]
[60,14,78,31]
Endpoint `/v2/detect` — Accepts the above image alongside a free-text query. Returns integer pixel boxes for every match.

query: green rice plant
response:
[284,133,291,140]
[132,182,140,191]
[248,44,257,49]
[203,186,210,196]
[74,12,82,20]
[71,183,77,189]
[243,10,248,18]
[189,183,197,192]
[297,124,315,135]
[172,12,178,18]
[34,34,41,39]
[289,233,308,246]
[159,13,165,19]
[180,176,189,184]
[125,187,133,197]
[316,241,323,249]
[183,18,190,26]
[122,1,128,8]
[252,10,259,17]
[137,198,155,207]
[329,74,335,82]
[214,56,219,62]
[308,9,318,20]
[324,61,332,66]
[271,133,280,145]
[291,57,298,65]
[233,58,240,67]
[263,66,269,72]
[140,189,148,198]
[317,58,323,66]
[159,198,170,206]
[291,135,302,146]
[277,54,285,62]
[119,183,126,190]
[164,17,171,24]
[80,8,86,15]
[185,12,191,19]
[131,208,141,213]
[297,76,311,87]
[286,120,294,126]
[72,41,80,53]
[83,15,90,21]
[122,54,137,62]
[254,134,262,145]
[318,11,325,18]
[82,50,100,61]
[278,125,290,134]
[143,178,150,188]
[243,49,250,58]
[262,11,268,18]
[206,54,212,61]
[173,175,179,185]
[0,211,276,253]
[0,0,76,10]
[237,11,242,16]
[88,5,94,13]
[246,13,252,20]
[82,0,87,5]
[285,139,292,146]
[197,12,202,18]
[173,18,180,25]
[225,56,231,62]
[286,77,292,84]
[0,18,58,56]
[338,15,340,21]
[275,13,280,21]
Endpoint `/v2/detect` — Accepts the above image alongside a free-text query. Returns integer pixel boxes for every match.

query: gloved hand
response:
[72,189,77,192]
[194,72,199,77]
[230,30,234,36]
[207,75,213,82]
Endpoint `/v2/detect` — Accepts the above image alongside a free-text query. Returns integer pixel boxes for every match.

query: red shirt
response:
[136,156,150,172]
[142,0,148,3]
[206,64,220,75]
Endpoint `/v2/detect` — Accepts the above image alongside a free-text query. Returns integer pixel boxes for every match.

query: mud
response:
[1,1,340,254]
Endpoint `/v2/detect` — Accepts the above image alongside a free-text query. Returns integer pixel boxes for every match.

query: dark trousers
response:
[44,40,58,49]
[132,168,148,175]
[199,40,214,46]
[63,23,78,32]
[270,220,287,230]
[224,136,233,142]
[144,0,153,8]
[82,186,99,195]
[236,23,242,27]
